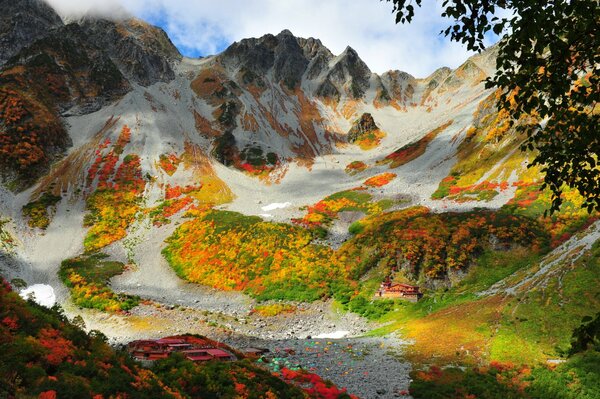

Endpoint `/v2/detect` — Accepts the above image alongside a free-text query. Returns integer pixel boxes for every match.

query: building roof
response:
[205,349,232,357]
[156,338,187,344]
[181,350,209,355]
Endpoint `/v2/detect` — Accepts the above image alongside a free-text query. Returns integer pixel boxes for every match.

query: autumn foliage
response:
[59,253,139,312]
[292,189,389,232]
[158,153,181,176]
[280,368,359,399]
[353,129,386,150]
[163,210,350,301]
[363,173,396,187]
[344,161,368,175]
[339,206,546,279]
[0,278,318,398]
[379,120,453,168]
[84,126,146,251]
[22,192,62,229]
[0,87,66,175]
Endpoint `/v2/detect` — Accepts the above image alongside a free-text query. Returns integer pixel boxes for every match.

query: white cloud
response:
[44,0,129,19]
[44,0,494,77]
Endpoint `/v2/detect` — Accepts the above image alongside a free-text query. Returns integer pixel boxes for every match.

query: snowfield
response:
[19,284,56,307]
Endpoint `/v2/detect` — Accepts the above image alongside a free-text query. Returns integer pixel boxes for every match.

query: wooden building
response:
[376,282,423,302]
[128,337,235,363]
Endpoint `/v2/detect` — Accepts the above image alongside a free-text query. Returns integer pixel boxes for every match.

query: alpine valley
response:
[1,1,599,398]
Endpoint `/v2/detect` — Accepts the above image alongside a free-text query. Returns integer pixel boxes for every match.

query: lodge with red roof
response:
[376,280,423,302]
[128,337,236,363]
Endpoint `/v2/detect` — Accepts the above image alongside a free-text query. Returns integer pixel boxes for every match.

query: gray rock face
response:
[220,30,373,99]
[220,34,277,76]
[424,66,452,90]
[376,70,416,104]
[305,51,332,81]
[348,113,378,143]
[296,36,333,61]
[272,30,309,89]
[221,30,353,91]
[5,22,131,114]
[316,46,372,99]
[220,30,316,89]
[79,18,181,87]
[0,0,63,65]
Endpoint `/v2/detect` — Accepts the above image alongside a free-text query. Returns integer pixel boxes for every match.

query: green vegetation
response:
[0,279,319,398]
[492,240,600,361]
[0,217,15,251]
[346,295,395,320]
[153,354,306,398]
[410,352,600,399]
[348,220,365,235]
[339,206,546,281]
[410,313,600,399]
[163,209,350,302]
[388,0,600,212]
[22,192,62,229]
[569,312,600,355]
[366,231,600,373]
[458,248,541,292]
[292,189,393,233]
[59,253,139,312]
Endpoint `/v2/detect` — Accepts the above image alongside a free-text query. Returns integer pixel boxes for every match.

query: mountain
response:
[0,2,180,188]
[0,2,598,398]
[0,0,593,304]
[0,0,63,65]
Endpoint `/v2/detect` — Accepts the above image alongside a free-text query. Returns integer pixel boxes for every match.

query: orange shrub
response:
[364,173,396,187]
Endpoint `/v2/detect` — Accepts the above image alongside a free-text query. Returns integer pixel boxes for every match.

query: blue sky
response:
[45,0,498,77]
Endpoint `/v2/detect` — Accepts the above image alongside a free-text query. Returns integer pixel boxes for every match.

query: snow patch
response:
[19,284,56,308]
[315,330,350,339]
[261,202,292,212]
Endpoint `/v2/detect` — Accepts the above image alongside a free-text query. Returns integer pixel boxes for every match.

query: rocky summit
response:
[1,1,598,399]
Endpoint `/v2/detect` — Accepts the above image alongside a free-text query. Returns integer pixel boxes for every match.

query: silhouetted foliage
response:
[386,0,600,213]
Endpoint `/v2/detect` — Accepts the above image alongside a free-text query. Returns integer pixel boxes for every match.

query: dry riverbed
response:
[66,295,413,399]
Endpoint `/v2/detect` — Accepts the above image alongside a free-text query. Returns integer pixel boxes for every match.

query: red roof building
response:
[128,337,236,363]
[377,282,423,302]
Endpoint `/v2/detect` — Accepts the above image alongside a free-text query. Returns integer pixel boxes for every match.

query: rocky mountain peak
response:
[297,36,333,60]
[423,66,452,83]
[219,30,374,96]
[78,18,181,86]
[0,0,63,65]
[220,31,325,89]
[277,29,294,37]
[341,45,357,56]
[315,44,371,99]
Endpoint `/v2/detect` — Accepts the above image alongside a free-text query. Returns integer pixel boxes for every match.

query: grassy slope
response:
[368,235,600,366]
[409,350,600,399]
